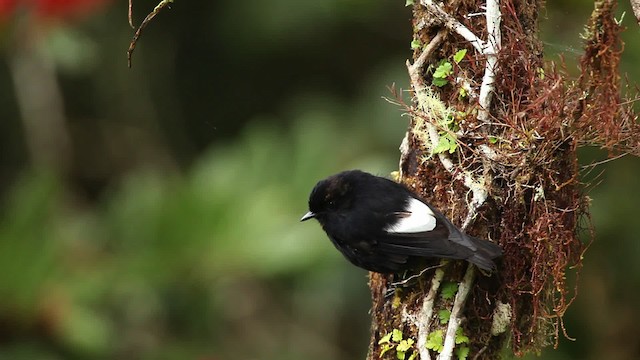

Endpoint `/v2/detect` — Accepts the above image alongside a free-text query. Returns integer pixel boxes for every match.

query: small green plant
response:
[426,329,444,352]
[378,329,417,360]
[440,282,459,300]
[411,88,459,156]
[453,49,467,64]
[455,328,469,344]
[411,39,422,50]
[432,60,453,87]
[432,49,466,87]
[432,132,458,154]
[396,338,416,360]
[455,328,471,360]
[425,327,470,358]
[438,309,451,324]
[433,112,460,155]
[456,346,470,360]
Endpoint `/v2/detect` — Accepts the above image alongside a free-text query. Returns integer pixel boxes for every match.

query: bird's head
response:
[300,171,360,223]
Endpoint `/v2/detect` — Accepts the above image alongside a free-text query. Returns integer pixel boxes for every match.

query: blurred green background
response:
[0,1,638,359]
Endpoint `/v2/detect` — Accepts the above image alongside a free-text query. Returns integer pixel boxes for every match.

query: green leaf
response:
[446,133,458,153]
[433,133,457,155]
[432,77,449,87]
[441,282,458,300]
[453,49,467,64]
[411,39,422,50]
[396,338,414,352]
[396,350,406,360]
[489,136,498,144]
[433,136,451,154]
[408,353,417,360]
[438,309,451,324]
[379,332,392,345]
[426,330,444,352]
[392,291,402,309]
[405,0,414,5]
[392,328,403,342]
[456,346,470,360]
[433,61,453,78]
[431,61,452,87]
[458,87,468,98]
[455,328,470,344]
[380,344,393,357]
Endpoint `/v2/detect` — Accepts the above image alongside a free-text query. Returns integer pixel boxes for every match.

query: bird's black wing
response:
[378,220,473,259]
[376,199,478,261]
[377,204,501,271]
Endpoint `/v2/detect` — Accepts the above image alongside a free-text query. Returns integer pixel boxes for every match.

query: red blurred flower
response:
[0,0,111,21]
[30,0,110,20]
[0,0,18,19]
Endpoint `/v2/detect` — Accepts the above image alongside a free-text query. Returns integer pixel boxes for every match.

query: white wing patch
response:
[384,198,437,234]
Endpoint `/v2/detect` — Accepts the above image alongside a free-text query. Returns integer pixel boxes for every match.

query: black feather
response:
[302,170,502,273]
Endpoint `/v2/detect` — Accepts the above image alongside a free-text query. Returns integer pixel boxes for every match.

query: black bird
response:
[301,170,502,273]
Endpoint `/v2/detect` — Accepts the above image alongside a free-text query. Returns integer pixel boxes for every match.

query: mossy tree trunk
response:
[367,0,637,359]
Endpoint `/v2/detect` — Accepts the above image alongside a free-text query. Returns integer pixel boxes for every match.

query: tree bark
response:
[365,0,635,358]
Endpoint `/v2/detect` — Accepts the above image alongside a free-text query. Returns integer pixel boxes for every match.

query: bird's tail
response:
[467,236,502,272]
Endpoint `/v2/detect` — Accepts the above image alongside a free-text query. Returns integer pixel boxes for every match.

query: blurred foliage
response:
[0,0,639,359]
[0,114,395,359]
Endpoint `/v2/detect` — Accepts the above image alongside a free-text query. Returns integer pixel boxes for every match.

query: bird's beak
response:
[300,211,316,222]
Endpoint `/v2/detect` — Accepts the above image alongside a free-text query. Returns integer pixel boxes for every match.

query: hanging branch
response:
[127,0,174,68]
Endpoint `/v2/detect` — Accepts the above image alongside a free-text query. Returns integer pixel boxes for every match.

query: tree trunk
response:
[367,0,636,359]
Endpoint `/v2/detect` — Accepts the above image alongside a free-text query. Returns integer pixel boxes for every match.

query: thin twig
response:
[417,266,446,360]
[420,0,485,53]
[128,0,135,28]
[438,265,476,360]
[580,151,628,169]
[472,345,488,360]
[399,131,410,179]
[127,0,174,68]
[477,0,502,124]
[391,263,445,287]
[409,30,447,75]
